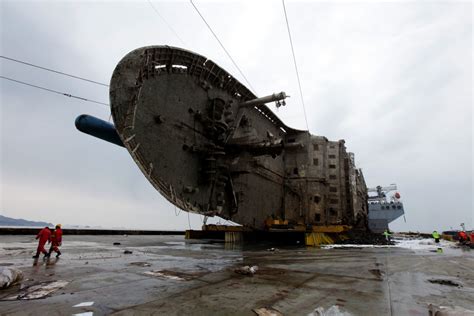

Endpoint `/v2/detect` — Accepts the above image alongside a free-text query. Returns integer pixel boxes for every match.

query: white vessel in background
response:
[367,184,405,233]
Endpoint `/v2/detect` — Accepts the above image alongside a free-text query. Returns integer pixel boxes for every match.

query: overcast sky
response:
[1,0,472,232]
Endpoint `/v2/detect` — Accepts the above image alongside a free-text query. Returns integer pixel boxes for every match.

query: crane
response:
[368,184,399,204]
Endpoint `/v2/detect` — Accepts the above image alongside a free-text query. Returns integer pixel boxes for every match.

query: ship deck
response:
[1,235,473,315]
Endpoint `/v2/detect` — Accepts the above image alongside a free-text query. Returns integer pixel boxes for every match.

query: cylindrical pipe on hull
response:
[75,114,124,147]
[240,92,287,107]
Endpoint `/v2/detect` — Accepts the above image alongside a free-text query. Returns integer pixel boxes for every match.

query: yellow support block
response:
[203,225,245,232]
[305,232,335,246]
[311,225,351,233]
[264,218,289,228]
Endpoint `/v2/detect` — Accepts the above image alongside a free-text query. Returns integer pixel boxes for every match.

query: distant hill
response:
[0,215,53,227]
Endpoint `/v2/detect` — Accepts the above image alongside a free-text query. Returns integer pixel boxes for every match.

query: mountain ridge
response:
[0,215,53,227]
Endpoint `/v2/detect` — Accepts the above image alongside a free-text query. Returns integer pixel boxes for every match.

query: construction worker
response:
[383,229,392,242]
[458,231,469,245]
[33,226,51,259]
[432,230,440,243]
[46,224,63,258]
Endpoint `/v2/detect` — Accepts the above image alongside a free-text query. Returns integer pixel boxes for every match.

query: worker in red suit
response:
[46,224,63,258]
[458,231,469,245]
[33,227,51,258]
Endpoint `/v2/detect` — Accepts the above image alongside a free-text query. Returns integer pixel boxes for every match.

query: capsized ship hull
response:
[81,46,369,231]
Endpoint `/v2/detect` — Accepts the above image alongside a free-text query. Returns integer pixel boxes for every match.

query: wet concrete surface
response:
[0,235,473,315]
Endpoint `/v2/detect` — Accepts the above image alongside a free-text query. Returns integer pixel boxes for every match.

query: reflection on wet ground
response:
[0,235,473,315]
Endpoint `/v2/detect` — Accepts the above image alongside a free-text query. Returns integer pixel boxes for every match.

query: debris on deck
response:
[143,269,205,281]
[129,262,151,267]
[253,307,284,316]
[428,304,474,316]
[234,265,258,276]
[428,279,462,287]
[73,301,95,307]
[5,280,69,300]
[308,305,353,316]
[0,267,23,289]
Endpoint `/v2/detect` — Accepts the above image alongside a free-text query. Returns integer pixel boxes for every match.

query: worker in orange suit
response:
[46,224,63,258]
[33,227,51,258]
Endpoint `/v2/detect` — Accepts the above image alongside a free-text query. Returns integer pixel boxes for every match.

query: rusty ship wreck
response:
[76,45,369,233]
